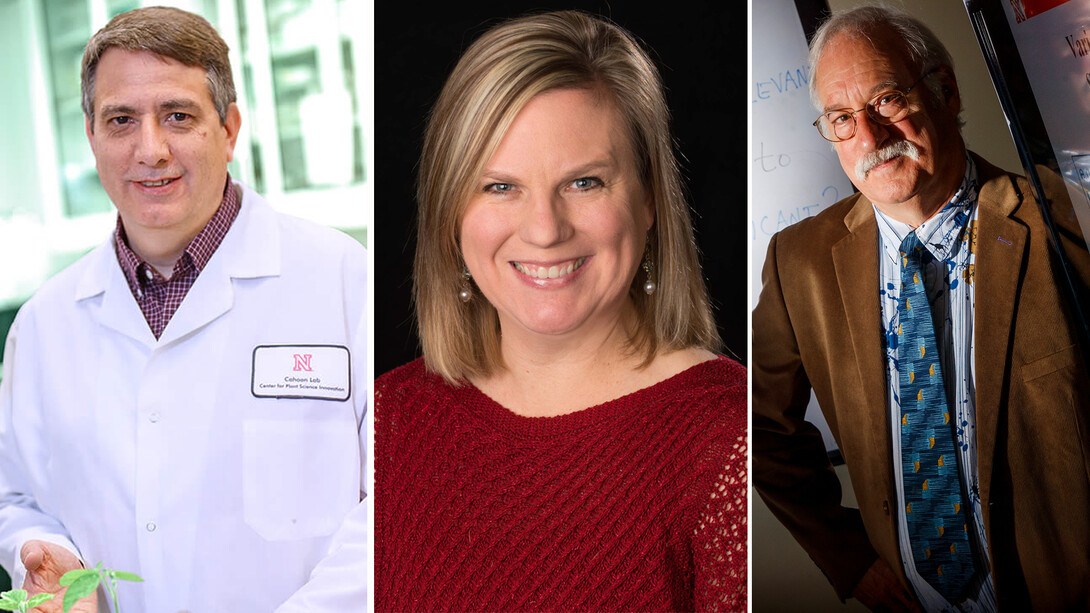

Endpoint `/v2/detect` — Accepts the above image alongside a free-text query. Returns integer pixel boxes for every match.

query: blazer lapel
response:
[831,196,904,574]
[972,159,1028,519]
[832,197,889,442]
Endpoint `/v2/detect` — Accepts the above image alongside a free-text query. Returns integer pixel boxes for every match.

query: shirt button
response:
[149,412,161,423]
[146,522,157,532]
[144,268,154,281]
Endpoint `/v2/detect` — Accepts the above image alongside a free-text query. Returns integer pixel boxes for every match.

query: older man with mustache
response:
[753,5,1090,612]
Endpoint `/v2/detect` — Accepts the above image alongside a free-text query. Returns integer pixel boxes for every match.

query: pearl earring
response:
[459,267,473,303]
[642,252,656,295]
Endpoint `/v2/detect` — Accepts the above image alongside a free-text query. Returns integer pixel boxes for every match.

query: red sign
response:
[1011,0,1072,23]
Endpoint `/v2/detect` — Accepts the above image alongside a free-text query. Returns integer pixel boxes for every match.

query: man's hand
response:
[20,540,97,613]
[851,557,922,613]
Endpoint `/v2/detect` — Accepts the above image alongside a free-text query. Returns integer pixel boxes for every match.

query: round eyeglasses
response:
[812,69,937,142]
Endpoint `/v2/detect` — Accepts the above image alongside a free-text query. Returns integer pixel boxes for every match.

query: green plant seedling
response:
[59,562,143,613]
[0,589,55,612]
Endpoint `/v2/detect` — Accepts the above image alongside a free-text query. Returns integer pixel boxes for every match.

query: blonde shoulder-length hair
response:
[415,10,720,384]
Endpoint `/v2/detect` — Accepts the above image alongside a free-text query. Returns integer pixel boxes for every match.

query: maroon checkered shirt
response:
[114,178,242,339]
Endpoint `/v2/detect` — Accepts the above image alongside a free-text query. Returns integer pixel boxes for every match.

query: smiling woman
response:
[458,87,653,361]
[375,10,747,613]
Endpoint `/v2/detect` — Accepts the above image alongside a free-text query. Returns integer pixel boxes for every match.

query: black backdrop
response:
[374,3,747,375]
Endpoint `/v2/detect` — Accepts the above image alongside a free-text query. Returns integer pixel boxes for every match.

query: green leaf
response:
[25,594,54,607]
[0,604,20,612]
[0,591,24,602]
[109,571,144,583]
[59,569,96,587]
[61,574,100,612]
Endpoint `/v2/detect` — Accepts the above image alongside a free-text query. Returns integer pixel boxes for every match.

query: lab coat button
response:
[146,522,157,532]
[149,412,161,423]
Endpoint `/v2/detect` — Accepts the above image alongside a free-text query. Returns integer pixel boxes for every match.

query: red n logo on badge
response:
[293,354,313,372]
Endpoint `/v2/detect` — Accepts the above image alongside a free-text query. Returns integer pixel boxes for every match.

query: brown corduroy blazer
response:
[753,153,1090,610]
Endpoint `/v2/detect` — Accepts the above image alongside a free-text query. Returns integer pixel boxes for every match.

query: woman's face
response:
[460,87,653,342]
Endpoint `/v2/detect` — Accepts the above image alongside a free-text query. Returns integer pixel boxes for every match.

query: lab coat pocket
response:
[243,418,359,541]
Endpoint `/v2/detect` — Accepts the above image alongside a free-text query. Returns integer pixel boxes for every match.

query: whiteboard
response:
[752,0,856,453]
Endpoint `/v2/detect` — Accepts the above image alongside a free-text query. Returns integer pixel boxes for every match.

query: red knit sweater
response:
[375,356,747,612]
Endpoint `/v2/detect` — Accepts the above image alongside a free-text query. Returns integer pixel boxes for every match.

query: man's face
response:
[86,48,240,241]
[814,28,963,212]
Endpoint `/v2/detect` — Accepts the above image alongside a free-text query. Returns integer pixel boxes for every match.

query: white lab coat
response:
[0,182,367,612]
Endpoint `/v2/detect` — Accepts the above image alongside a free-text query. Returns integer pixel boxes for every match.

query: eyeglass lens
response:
[818,90,910,141]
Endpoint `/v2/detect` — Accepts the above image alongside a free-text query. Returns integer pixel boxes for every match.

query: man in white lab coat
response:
[0,7,367,612]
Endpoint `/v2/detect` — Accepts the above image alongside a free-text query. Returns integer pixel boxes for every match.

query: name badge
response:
[251,345,351,401]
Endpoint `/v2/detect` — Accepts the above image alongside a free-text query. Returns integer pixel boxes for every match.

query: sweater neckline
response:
[452,355,730,438]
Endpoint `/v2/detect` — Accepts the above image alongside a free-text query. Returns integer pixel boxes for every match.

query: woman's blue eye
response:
[486,183,514,193]
[572,177,602,189]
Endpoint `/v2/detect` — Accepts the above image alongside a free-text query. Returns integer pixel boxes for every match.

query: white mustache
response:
[855,141,920,181]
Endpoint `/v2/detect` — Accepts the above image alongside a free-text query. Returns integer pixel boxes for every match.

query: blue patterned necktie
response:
[897,233,976,602]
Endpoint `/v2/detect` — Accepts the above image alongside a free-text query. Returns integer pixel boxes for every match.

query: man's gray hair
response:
[808,5,957,124]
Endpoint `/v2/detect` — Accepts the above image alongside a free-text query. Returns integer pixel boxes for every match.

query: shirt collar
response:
[114,176,242,290]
